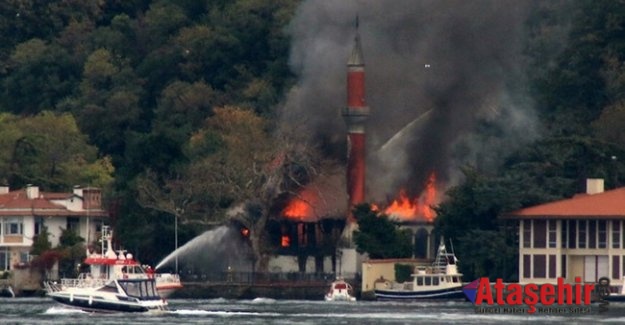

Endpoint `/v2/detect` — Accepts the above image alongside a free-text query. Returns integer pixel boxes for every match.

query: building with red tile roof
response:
[502,178,625,288]
[0,185,108,274]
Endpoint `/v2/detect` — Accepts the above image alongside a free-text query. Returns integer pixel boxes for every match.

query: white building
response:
[503,179,625,289]
[0,185,107,273]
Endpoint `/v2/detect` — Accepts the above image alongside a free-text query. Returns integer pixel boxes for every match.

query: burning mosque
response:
[262,0,537,278]
[263,19,441,278]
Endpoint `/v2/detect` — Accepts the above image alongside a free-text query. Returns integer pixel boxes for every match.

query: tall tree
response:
[352,204,412,259]
[0,112,114,190]
[138,106,323,270]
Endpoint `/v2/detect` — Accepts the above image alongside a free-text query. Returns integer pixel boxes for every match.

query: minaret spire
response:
[342,15,369,239]
[348,15,364,67]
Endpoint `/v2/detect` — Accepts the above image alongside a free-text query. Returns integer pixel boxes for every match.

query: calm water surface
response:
[2,297,625,324]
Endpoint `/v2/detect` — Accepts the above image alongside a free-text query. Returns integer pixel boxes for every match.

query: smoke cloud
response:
[281,0,539,203]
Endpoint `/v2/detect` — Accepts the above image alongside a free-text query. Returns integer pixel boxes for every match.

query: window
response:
[599,220,607,248]
[433,277,439,285]
[578,220,586,248]
[534,220,546,248]
[548,220,557,248]
[417,277,423,286]
[34,217,44,235]
[19,252,29,264]
[589,220,596,249]
[533,255,546,278]
[523,220,531,248]
[3,217,23,235]
[425,277,431,285]
[67,217,79,232]
[549,255,556,278]
[523,255,531,278]
[568,220,576,249]
[613,220,621,249]
[561,220,568,248]
[0,248,8,271]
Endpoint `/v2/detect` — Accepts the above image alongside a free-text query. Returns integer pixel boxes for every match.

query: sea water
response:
[2,297,625,324]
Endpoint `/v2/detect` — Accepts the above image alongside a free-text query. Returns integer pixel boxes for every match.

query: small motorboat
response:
[325,278,356,302]
[0,283,15,298]
[45,278,167,312]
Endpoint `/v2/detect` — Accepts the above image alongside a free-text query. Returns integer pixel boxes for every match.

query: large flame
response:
[282,188,319,221]
[381,172,438,222]
[283,198,311,220]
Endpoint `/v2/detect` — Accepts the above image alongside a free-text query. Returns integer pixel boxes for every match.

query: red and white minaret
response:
[342,20,369,237]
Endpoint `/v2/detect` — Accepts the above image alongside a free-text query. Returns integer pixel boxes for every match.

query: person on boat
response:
[146,265,155,279]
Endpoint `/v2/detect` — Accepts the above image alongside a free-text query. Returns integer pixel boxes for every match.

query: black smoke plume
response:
[281,0,540,203]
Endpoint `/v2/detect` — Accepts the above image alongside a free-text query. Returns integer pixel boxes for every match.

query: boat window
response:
[433,277,439,285]
[425,277,431,285]
[147,280,157,296]
[121,281,142,297]
[416,277,423,286]
[452,277,459,283]
[97,281,118,293]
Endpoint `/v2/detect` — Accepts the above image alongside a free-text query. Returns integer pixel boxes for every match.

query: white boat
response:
[0,282,15,298]
[605,276,625,302]
[325,278,356,302]
[374,243,464,300]
[45,226,182,299]
[44,277,167,312]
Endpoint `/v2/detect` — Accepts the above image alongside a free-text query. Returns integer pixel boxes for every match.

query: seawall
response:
[173,281,361,300]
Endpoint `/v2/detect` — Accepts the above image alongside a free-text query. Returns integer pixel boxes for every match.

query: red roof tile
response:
[0,188,107,217]
[502,187,625,219]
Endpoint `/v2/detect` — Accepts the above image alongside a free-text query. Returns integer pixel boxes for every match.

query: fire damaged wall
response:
[280,0,539,205]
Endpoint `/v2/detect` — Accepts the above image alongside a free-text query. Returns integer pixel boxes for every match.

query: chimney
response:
[586,178,604,195]
[0,185,8,195]
[342,17,370,227]
[73,185,83,197]
[82,188,102,210]
[26,184,39,199]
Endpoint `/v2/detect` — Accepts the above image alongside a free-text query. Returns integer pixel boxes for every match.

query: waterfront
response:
[2,297,625,324]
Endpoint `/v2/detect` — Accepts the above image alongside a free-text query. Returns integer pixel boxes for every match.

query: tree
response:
[29,225,58,279]
[137,106,324,270]
[1,38,80,114]
[30,225,52,256]
[56,228,85,278]
[353,204,413,259]
[0,112,115,190]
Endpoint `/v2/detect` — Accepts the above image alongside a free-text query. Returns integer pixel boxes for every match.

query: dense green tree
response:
[56,228,86,278]
[1,39,80,114]
[353,204,413,259]
[0,112,114,190]
[30,226,52,256]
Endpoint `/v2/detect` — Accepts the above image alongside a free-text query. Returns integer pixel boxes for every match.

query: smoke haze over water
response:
[281,0,540,202]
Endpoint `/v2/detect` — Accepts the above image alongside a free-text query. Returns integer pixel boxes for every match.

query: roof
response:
[0,189,107,217]
[502,187,625,220]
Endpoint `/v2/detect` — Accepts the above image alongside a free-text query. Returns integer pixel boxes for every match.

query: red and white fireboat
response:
[48,226,183,299]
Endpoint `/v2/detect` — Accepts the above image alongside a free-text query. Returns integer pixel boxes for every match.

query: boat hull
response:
[605,294,625,302]
[374,286,465,300]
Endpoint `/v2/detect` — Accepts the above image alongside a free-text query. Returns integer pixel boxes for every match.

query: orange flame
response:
[382,172,438,222]
[281,235,290,247]
[283,188,321,221]
[283,198,311,220]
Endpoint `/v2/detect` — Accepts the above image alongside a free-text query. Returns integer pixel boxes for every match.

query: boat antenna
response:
[449,238,455,254]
